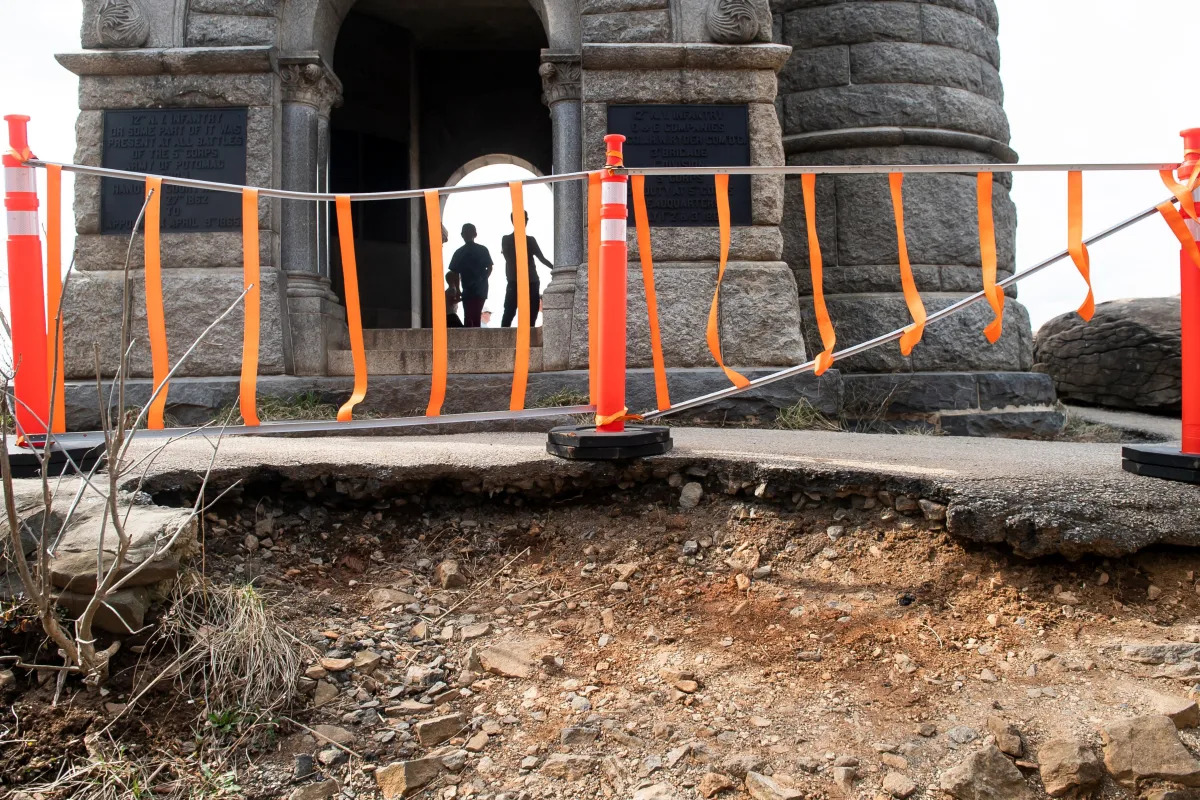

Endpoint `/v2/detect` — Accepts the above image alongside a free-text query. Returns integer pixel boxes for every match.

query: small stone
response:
[683,540,700,556]
[478,644,536,678]
[311,725,354,746]
[610,581,630,594]
[826,525,845,541]
[415,713,467,746]
[560,725,600,746]
[833,765,856,794]
[1038,738,1103,797]
[435,559,467,589]
[979,669,998,683]
[313,680,338,707]
[368,587,418,611]
[243,533,259,552]
[465,731,488,752]
[289,779,337,800]
[680,482,704,509]
[320,657,354,672]
[0,669,14,691]
[698,771,737,798]
[353,649,382,674]
[721,752,766,779]
[632,783,680,800]
[918,499,946,521]
[317,748,347,767]
[376,758,442,799]
[916,723,937,737]
[946,725,980,745]
[986,716,1023,757]
[304,665,329,680]
[460,622,492,641]
[293,753,316,780]
[1149,585,1164,600]
[745,771,803,800]
[882,771,917,798]
[735,574,751,591]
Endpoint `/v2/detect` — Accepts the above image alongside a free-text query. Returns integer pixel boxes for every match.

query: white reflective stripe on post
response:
[600,218,626,242]
[601,181,626,206]
[6,210,39,236]
[4,167,35,193]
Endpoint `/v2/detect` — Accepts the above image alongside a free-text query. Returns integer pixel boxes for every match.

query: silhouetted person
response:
[501,212,553,328]
[447,223,493,328]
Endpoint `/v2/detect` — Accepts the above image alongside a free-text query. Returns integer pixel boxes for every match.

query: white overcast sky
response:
[0,0,1191,335]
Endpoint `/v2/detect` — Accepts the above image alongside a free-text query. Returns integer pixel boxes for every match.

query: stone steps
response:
[329,327,545,376]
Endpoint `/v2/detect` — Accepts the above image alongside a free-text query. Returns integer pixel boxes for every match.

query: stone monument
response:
[52,0,1059,434]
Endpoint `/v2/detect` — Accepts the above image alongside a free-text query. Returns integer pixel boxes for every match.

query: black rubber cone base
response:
[7,441,105,479]
[1122,443,1200,485]
[547,424,673,461]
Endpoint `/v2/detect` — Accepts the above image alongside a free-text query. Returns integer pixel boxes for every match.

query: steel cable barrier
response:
[4,115,1198,479]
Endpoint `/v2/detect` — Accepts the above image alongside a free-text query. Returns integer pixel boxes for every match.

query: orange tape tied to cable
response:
[1158,200,1200,271]
[1160,167,1200,222]
[45,164,66,433]
[801,174,835,375]
[596,408,643,427]
[889,173,926,355]
[509,182,531,411]
[143,177,170,430]
[424,190,449,417]
[1066,171,1095,321]
[335,195,368,421]
[631,175,671,410]
[587,172,602,405]
[239,188,261,426]
[977,172,1005,343]
[708,174,750,389]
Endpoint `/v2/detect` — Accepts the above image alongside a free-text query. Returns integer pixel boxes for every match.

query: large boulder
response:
[1033,297,1181,413]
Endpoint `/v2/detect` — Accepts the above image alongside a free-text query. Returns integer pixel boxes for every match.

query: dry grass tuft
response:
[775,399,844,432]
[154,576,305,715]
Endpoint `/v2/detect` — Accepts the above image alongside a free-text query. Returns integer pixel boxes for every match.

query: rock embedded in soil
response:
[1037,738,1104,797]
[939,744,1033,800]
[882,771,918,798]
[376,758,442,798]
[1147,690,1200,729]
[679,482,704,509]
[53,587,150,634]
[415,712,467,746]
[312,681,338,706]
[476,640,542,678]
[699,772,737,798]
[1100,715,1200,789]
[721,751,767,778]
[560,725,600,746]
[541,753,599,780]
[632,783,682,800]
[310,724,354,746]
[745,771,804,800]
[289,779,338,800]
[368,587,418,610]
[986,716,1024,757]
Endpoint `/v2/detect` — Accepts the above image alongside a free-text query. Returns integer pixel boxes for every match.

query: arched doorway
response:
[327,1,553,330]
[440,157,554,328]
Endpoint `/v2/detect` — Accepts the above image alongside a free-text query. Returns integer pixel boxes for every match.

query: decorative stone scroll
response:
[539,55,582,107]
[705,0,761,44]
[278,61,343,115]
[95,0,150,48]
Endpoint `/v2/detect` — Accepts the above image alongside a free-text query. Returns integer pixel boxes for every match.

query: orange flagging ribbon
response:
[1158,200,1200,270]
[239,188,261,426]
[509,181,531,411]
[977,172,1004,343]
[801,174,835,375]
[1160,167,1199,221]
[424,190,448,417]
[143,177,170,430]
[1066,171,1095,321]
[587,172,602,405]
[631,175,671,410]
[889,173,926,355]
[335,195,367,421]
[595,408,643,427]
[708,175,750,388]
[45,164,65,433]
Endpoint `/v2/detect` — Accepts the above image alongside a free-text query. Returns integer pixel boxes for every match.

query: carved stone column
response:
[278,56,343,375]
[539,51,583,372]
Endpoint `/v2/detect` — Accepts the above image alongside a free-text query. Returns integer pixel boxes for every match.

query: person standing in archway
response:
[447,223,493,328]
[501,212,553,328]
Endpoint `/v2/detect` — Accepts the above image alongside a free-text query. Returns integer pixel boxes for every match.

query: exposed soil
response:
[5,474,1200,799]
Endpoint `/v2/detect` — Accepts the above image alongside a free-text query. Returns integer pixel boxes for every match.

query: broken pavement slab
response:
[118,429,1200,559]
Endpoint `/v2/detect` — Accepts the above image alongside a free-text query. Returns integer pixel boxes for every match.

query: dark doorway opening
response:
[329,1,552,330]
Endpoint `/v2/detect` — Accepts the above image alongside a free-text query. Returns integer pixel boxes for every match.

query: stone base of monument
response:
[6,440,105,479]
[1122,444,1200,485]
[546,425,673,461]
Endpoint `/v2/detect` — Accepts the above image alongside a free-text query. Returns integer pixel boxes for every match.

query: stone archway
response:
[277,0,583,373]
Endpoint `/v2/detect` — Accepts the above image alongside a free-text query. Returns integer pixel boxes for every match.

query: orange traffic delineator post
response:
[1123,128,1200,484]
[547,134,671,460]
[4,115,50,440]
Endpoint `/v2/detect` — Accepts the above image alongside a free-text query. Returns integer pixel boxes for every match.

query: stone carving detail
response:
[95,0,150,48]
[539,58,582,106]
[705,0,761,44]
[279,62,343,113]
